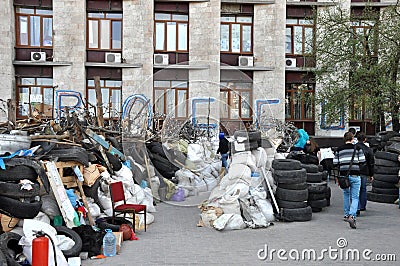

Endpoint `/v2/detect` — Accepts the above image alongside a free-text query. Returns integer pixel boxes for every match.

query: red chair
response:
[109,181,146,232]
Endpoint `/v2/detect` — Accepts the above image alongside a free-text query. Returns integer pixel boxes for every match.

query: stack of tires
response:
[272,159,312,222]
[367,150,400,204]
[0,158,43,219]
[303,164,330,212]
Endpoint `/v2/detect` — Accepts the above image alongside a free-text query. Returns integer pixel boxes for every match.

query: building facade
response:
[0,0,397,137]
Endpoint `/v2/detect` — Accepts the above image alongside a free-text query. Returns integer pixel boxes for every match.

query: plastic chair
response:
[109,181,146,232]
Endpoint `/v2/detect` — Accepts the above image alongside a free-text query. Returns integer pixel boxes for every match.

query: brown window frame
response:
[154,13,189,53]
[285,83,315,121]
[86,79,122,119]
[15,7,53,48]
[220,82,253,120]
[220,15,253,54]
[153,81,189,118]
[350,21,378,57]
[86,12,123,51]
[16,77,54,119]
[286,18,314,56]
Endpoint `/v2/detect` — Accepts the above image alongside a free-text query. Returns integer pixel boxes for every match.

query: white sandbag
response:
[211,161,222,173]
[86,199,101,218]
[150,176,161,200]
[204,176,218,191]
[187,143,204,161]
[219,190,241,215]
[255,198,275,222]
[185,159,206,171]
[213,213,234,230]
[250,186,267,200]
[225,183,249,199]
[227,163,251,180]
[126,184,146,204]
[240,201,269,228]
[142,187,156,213]
[200,209,219,228]
[146,212,155,225]
[252,147,267,169]
[98,189,112,210]
[193,176,207,192]
[34,211,51,224]
[224,214,247,230]
[231,152,257,172]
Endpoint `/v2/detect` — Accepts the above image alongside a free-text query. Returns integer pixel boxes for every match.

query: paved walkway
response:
[82,180,400,265]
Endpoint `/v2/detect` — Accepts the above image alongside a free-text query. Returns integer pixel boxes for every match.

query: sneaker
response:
[346,216,357,229]
[343,215,349,221]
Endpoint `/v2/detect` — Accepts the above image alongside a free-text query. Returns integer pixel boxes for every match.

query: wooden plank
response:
[73,166,94,226]
[94,76,104,128]
[45,161,76,228]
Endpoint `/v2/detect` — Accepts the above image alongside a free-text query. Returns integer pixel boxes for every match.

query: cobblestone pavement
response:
[82,180,400,266]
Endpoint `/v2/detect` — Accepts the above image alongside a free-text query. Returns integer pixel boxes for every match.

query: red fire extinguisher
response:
[32,231,49,266]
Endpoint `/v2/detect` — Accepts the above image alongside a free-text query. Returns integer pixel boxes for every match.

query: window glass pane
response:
[21,78,35,85]
[19,16,28,45]
[112,21,122,49]
[155,22,165,50]
[17,8,34,14]
[166,89,175,117]
[172,81,187,88]
[285,92,292,119]
[230,92,239,119]
[221,17,235,22]
[242,25,251,52]
[105,80,121,87]
[36,9,52,15]
[178,23,187,50]
[237,17,252,23]
[285,28,292,54]
[37,78,53,86]
[166,22,176,51]
[88,13,104,18]
[220,91,229,118]
[155,13,170,20]
[87,80,95,86]
[30,87,42,113]
[177,90,187,117]
[294,90,302,119]
[19,87,29,116]
[101,88,110,118]
[154,81,170,87]
[88,89,96,115]
[304,91,313,119]
[43,88,53,116]
[220,24,229,51]
[304,27,313,54]
[172,14,188,21]
[30,16,41,47]
[154,90,165,114]
[235,83,252,90]
[43,18,52,46]
[299,19,313,25]
[88,20,99,48]
[111,89,121,117]
[294,26,303,54]
[100,20,110,49]
[241,92,251,118]
[231,24,240,53]
[286,18,297,24]
[106,13,122,19]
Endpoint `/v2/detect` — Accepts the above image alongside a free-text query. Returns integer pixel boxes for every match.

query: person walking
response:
[217,132,230,172]
[355,133,374,215]
[333,131,366,229]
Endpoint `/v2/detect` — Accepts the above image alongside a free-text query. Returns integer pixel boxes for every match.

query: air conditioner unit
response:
[154,54,169,65]
[105,52,121,63]
[238,56,254,67]
[285,58,297,68]
[30,52,46,62]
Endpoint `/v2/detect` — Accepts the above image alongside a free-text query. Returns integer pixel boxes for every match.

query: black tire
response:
[276,187,308,202]
[308,192,326,201]
[326,198,330,207]
[249,140,259,151]
[301,164,319,173]
[273,168,307,181]
[385,142,400,154]
[0,166,37,182]
[234,130,261,142]
[367,191,398,204]
[372,179,397,189]
[306,172,323,183]
[377,131,400,142]
[287,152,319,165]
[277,199,307,209]
[0,181,40,199]
[272,159,302,170]
[374,158,399,167]
[0,196,42,219]
[375,151,399,162]
[389,136,400,143]
[82,179,104,211]
[45,147,89,167]
[311,207,323,213]
[371,187,399,195]
[325,186,331,201]
[55,226,83,258]
[0,232,22,266]
[373,174,399,184]
[96,217,134,232]
[260,138,272,148]
[318,165,324,172]
[278,182,307,190]
[308,198,327,208]
[280,206,312,222]
[307,182,328,194]
[105,151,122,171]
[374,165,400,175]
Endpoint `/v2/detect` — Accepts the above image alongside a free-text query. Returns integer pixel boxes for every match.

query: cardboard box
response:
[112,232,123,254]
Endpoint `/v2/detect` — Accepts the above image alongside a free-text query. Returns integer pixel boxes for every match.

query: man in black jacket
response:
[355,133,374,215]
[217,132,230,171]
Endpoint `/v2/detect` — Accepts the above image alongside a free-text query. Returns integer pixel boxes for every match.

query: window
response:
[351,20,377,56]
[285,83,314,120]
[16,77,54,118]
[221,16,253,54]
[154,81,188,118]
[286,18,314,55]
[155,13,188,52]
[350,98,373,121]
[16,7,53,47]
[87,80,122,119]
[87,12,122,50]
[220,82,252,120]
